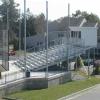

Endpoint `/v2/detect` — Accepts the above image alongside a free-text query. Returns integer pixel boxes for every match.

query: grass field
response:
[9,77,100,100]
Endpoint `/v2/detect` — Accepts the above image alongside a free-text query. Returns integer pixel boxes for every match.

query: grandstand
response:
[14,37,92,72]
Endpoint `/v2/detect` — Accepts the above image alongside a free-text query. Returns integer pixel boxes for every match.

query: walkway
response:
[72,84,100,100]
[61,84,100,100]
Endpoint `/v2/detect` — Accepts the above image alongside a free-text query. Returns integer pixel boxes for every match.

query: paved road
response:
[68,84,100,100]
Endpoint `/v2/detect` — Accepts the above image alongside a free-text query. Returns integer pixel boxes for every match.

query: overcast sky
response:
[15,0,100,21]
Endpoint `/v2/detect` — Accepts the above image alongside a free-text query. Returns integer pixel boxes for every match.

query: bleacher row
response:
[14,43,86,71]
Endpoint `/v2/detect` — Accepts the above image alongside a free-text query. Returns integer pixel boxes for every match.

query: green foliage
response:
[34,13,45,34]
[26,15,36,36]
[72,10,81,17]
[74,56,84,70]
[0,0,19,42]
[93,65,100,75]
[21,8,37,37]
[0,0,19,23]
[72,10,100,23]
[79,56,84,67]
[0,0,46,48]
[21,13,45,37]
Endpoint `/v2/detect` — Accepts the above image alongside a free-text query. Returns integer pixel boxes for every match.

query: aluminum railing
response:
[14,39,86,71]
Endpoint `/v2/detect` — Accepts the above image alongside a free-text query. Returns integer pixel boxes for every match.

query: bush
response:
[93,65,100,75]
[74,56,84,70]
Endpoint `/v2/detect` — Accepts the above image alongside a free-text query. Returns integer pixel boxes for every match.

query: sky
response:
[15,0,100,21]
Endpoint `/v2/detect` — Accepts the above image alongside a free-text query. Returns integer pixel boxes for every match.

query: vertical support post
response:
[5,0,10,95]
[7,7,9,33]
[93,47,95,74]
[46,1,48,78]
[68,3,70,33]
[75,55,77,71]
[96,48,97,57]
[19,9,21,58]
[94,48,95,60]
[67,3,70,71]
[24,0,27,71]
[5,73,7,95]
[7,4,9,71]
[88,49,90,78]
[67,46,69,71]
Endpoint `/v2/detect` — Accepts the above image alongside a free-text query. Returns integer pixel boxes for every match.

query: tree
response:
[26,15,36,36]
[74,56,84,70]
[86,13,100,23]
[21,9,36,37]
[26,8,36,36]
[20,9,37,49]
[72,10,100,23]
[0,0,19,42]
[34,13,45,34]
[72,10,81,18]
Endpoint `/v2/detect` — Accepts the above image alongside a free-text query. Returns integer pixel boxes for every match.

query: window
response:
[71,31,74,37]
[73,31,76,37]
[40,42,43,45]
[71,31,81,38]
[58,34,64,38]
[98,38,100,43]
[37,42,43,46]
[79,31,81,38]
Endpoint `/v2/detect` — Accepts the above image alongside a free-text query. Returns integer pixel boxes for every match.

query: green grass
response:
[9,77,100,100]
[15,50,31,56]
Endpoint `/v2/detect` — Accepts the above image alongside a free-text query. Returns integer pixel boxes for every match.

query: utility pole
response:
[94,48,95,60]
[24,0,27,71]
[68,3,70,32]
[7,6,9,32]
[5,0,10,95]
[7,2,9,71]
[88,49,90,78]
[46,1,48,78]
[67,3,70,71]
[19,9,21,58]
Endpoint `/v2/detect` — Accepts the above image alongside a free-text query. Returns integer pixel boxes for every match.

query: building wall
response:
[26,26,97,51]
[81,27,97,47]
[70,27,97,47]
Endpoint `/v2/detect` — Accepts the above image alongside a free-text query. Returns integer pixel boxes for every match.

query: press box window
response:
[79,31,81,38]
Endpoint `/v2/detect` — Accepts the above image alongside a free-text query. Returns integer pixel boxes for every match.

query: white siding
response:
[81,27,97,47]
[70,27,97,47]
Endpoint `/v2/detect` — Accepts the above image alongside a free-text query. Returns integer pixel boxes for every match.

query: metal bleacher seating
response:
[14,41,87,71]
